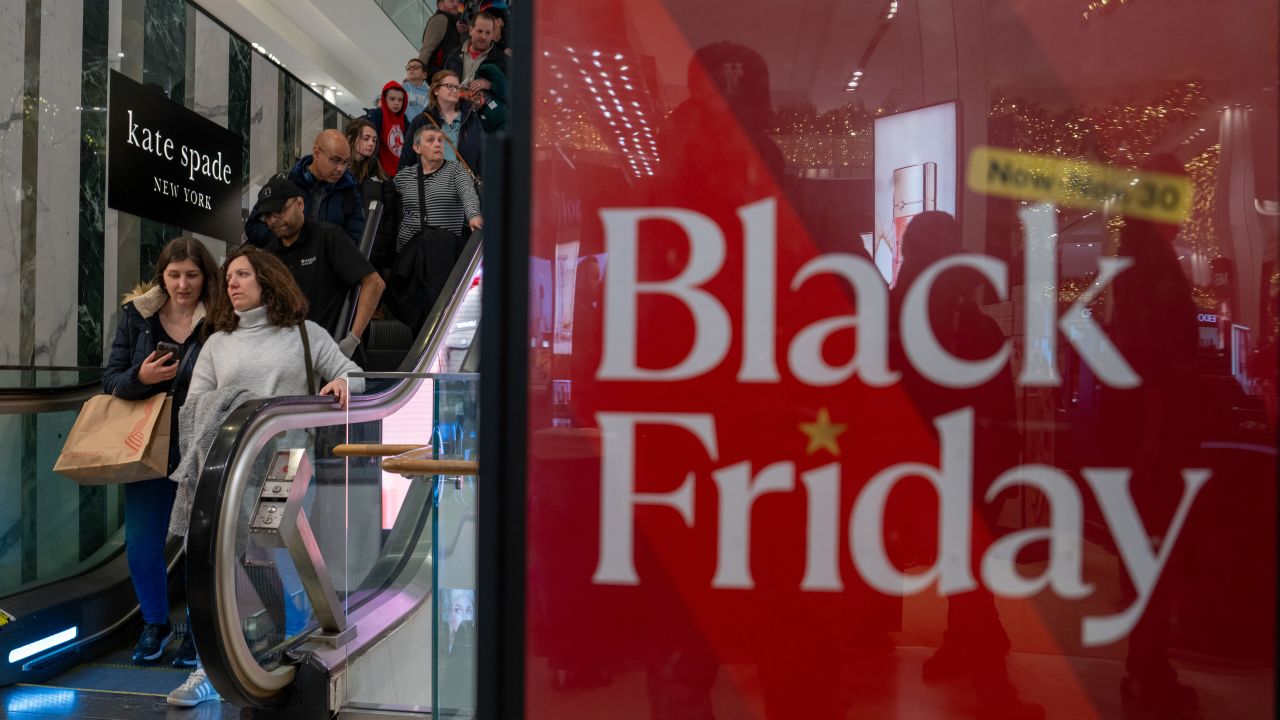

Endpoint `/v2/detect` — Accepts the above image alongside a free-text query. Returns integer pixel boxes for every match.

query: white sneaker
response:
[167,667,220,707]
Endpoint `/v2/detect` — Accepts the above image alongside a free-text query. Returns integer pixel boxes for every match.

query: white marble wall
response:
[0,6,25,364]
[188,12,231,254]
[249,52,280,203]
[300,89,324,154]
[192,11,229,128]
[104,0,145,356]
[33,0,84,367]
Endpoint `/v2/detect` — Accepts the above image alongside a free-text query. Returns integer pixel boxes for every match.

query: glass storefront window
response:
[520,1,1278,717]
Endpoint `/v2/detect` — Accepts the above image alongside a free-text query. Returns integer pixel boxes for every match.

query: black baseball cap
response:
[256,174,304,214]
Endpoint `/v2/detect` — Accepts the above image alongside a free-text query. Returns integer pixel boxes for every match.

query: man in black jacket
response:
[256,175,385,355]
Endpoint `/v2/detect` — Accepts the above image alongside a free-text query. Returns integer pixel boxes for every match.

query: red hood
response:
[381,80,407,116]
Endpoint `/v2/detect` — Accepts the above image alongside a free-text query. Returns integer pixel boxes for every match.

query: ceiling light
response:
[614,53,624,60]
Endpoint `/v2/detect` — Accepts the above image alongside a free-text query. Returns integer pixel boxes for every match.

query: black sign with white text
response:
[107,70,244,240]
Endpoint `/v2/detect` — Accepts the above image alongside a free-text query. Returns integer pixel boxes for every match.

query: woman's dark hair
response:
[208,246,309,333]
[151,236,219,308]
[428,70,461,113]
[345,117,387,183]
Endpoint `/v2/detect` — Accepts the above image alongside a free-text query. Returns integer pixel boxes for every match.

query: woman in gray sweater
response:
[187,246,364,404]
[168,246,362,708]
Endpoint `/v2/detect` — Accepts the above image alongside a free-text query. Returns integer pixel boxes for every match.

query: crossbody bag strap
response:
[167,340,199,398]
[425,110,478,183]
[298,322,317,395]
[418,167,429,231]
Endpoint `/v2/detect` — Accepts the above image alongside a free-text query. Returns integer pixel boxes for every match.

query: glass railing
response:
[0,369,125,600]
[337,371,479,715]
[0,366,103,390]
[374,0,433,48]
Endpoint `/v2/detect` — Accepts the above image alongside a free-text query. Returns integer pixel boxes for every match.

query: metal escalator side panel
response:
[186,234,484,709]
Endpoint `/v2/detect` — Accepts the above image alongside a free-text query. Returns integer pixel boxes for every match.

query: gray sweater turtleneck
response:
[188,305,364,401]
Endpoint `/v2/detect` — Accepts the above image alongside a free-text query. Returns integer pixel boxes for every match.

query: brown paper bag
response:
[53,393,173,485]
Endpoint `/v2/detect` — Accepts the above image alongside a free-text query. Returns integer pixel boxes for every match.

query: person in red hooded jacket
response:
[364,81,410,178]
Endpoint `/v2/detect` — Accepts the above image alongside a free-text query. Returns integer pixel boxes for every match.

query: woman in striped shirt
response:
[392,125,483,251]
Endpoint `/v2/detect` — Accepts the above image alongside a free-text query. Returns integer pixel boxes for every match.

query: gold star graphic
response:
[799,407,847,456]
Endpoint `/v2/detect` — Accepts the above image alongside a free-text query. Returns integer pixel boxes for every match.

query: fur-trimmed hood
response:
[122,282,207,328]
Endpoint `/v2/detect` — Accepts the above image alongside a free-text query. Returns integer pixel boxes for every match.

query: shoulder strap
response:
[167,342,198,398]
[418,167,429,229]
[424,111,478,183]
[298,323,317,395]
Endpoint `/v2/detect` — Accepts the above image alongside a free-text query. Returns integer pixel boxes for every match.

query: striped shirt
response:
[392,161,480,250]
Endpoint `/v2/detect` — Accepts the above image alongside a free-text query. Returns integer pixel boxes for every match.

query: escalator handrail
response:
[331,198,385,339]
[0,379,102,414]
[187,231,484,708]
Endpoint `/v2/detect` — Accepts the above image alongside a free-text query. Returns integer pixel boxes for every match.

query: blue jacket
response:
[102,285,206,474]
[245,156,366,247]
[399,102,484,178]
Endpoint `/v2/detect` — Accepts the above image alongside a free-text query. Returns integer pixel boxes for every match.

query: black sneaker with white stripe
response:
[131,622,173,664]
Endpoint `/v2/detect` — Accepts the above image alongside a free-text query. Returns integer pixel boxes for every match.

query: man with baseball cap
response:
[254,174,385,357]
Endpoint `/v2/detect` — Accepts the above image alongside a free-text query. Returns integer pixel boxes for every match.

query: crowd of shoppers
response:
[104,3,516,708]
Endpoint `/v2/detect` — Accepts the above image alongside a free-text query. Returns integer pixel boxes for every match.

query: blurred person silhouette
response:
[888,211,1044,720]
[1100,154,1202,719]
[657,41,784,213]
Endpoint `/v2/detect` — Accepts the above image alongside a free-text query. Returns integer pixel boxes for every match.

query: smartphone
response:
[155,341,181,365]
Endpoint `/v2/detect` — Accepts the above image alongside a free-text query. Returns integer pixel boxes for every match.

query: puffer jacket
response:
[245,156,366,247]
[102,284,207,473]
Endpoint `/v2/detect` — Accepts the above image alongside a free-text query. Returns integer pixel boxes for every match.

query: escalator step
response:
[364,318,415,372]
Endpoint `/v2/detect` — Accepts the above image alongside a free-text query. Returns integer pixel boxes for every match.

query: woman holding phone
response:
[103,237,218,668]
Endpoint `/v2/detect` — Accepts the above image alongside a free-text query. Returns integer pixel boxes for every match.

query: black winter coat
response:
[102,285,206,474]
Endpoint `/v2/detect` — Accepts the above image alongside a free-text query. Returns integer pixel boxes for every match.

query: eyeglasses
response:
[438,83,461,91]
[326,155,353,169]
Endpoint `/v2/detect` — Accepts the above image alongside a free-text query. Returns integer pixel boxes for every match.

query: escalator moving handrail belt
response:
[186,232,484,708]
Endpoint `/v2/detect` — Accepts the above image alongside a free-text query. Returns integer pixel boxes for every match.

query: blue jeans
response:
[124,478,176,625]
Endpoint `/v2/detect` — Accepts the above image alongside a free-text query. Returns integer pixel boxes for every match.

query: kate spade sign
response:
[107,70,244,240]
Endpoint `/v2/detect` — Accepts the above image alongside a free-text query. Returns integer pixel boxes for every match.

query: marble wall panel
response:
[33,0,84,367]
[140,0,185,274]
[300,87,324,154]
[0,3,26,365]
[142,0,184,103]
[192,11,229,128]
[229,36,251,210]
[79,0,109,368]
[249,52,280,202]
[103,0,145,354]
[281,74,299,170]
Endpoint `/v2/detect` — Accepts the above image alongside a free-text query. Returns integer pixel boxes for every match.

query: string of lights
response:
[1182,144,1221,260]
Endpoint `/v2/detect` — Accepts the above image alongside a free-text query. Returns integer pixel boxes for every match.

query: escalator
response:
[0,196,437,712]
[183,231,485,718]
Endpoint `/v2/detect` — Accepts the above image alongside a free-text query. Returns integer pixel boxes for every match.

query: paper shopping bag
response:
[53,393,172,484]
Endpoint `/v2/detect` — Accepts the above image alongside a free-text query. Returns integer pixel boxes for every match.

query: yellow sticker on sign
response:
[0,608,13,626]
[967,146,1192,224]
